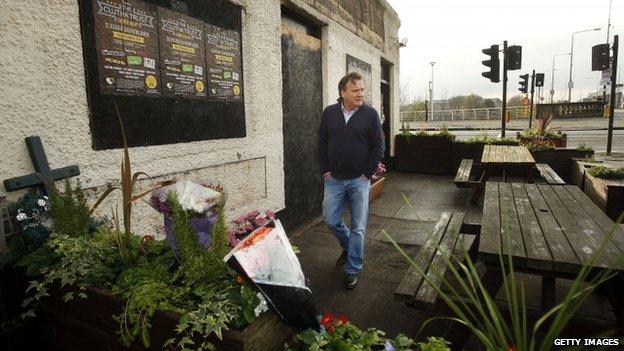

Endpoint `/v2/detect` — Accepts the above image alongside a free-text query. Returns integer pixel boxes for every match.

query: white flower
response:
[37,199,47,207]
[43,195,49,199]
[16,213,27,221]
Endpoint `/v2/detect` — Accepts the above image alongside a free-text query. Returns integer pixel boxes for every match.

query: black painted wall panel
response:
[279,29,323,231]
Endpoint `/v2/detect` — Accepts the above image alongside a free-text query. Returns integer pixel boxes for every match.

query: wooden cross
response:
[3,136,80,196]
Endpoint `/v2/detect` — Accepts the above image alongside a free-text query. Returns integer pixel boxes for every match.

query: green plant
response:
[285,312,418,351]
[436,125,456,141]
[399,121,413,139]
[588,166,624,180]
[382,195,623,351]
[520,115,563,139]
[417,336,451,351]
[169,192,229,285]
[90,104,160,263]
[525,140,556,152]
[575,142,594,152]
[50,178,105,238]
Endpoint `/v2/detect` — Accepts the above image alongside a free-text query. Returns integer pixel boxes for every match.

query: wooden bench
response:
[394,212,466,311]
[536,163,565,185]
[454,159,482,188]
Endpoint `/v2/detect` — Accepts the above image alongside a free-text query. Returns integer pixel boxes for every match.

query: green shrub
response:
[588,166,624,180]
[50,179,93,237]
[575,142,594,152]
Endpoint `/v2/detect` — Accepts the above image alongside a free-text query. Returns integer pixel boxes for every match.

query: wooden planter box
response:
[571,159,624,221]
[517,133,568,148]
[529,149,594,182]
[394,135,453,175]
[35,286,296,351]
[370,177,385,203]
[451,142,485,173]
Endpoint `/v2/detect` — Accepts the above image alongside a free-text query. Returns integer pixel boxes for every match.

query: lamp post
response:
[551,53,570,103]
[429,62,435,121]
[568,27,601,102]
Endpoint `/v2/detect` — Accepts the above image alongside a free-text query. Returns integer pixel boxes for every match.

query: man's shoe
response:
[345,274,358,289]
[336,250,347,266]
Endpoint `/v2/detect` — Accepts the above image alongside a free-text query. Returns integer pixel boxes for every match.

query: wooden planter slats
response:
[394,136,453,174]
[36,286,296,351]
[571,159,624,222]
[370,177,385,203]
[517,134,568,148]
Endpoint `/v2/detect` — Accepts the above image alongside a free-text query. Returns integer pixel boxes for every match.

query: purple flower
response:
[254,215,267,227]
[265,210,275,219]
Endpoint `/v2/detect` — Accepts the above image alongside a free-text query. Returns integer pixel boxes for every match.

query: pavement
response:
[289,171,620,348]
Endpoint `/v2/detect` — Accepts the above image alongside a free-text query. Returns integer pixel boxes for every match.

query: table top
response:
[481,145,535,165]
[479,182,624,274]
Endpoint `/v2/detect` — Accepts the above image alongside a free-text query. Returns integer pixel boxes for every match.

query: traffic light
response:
[507,45,522,70]
[592,43,610,71]
[481,45,500,83]
[519,74,528,93]
[535,73,545,87]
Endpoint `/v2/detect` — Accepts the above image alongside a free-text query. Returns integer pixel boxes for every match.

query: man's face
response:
[341,79,365,109]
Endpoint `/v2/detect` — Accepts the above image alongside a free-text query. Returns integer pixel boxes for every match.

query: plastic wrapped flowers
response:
[227,209,276,247]
[149,180,221,258]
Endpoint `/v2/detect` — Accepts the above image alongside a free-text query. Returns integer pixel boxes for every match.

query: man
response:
[317,72,382,289]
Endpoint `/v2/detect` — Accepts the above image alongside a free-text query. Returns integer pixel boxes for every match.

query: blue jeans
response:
[322,176,370,275]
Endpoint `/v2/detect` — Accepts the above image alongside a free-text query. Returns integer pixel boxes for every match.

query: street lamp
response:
[568,27,601,102]
[551,53,570,103]
[429,62,435,121]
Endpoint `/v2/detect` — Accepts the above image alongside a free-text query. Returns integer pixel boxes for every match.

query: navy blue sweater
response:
[317,103,382,179]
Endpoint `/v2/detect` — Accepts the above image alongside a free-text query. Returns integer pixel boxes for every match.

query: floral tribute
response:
[149,180,222,257]
[227,209,276,247]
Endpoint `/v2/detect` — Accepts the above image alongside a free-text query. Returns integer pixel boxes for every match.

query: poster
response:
[205,24,243,101]
[157,7,206,98]
[92,0,160,96]
[346,54,372,104]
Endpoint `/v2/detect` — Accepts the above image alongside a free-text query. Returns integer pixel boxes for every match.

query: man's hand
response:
[323,172,333,181]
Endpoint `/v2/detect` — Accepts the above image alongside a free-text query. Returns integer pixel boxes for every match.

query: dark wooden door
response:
[279,16,323,231]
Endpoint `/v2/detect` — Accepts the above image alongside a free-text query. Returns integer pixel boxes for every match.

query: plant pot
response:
[35,286,296,351]
[369,177,385,203]
[517,133,567,148]
[529,149,594,182]
[394,135,453,174]
[571,159,624,221]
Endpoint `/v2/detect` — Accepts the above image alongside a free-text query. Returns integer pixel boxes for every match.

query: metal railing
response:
[400,106,529,122]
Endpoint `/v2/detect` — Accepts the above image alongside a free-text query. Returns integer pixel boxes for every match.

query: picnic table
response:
[464,145,536,202]
[479,181,624,319]
[481,145,535,183]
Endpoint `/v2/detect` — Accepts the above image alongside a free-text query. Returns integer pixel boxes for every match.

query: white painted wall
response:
[0,0,400,238]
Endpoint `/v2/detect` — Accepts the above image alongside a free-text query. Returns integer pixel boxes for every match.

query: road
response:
[419,110,624,153]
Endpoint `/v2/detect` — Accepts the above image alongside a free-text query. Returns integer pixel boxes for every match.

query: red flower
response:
[337,315,349,324]
[320,312,334,327]
[142,235,154,242]
[507,345,517,351]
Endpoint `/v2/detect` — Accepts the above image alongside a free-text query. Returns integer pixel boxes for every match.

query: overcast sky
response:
[386,0,624,102]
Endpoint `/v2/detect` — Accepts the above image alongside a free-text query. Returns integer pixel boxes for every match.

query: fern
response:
[50,179,92,237]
